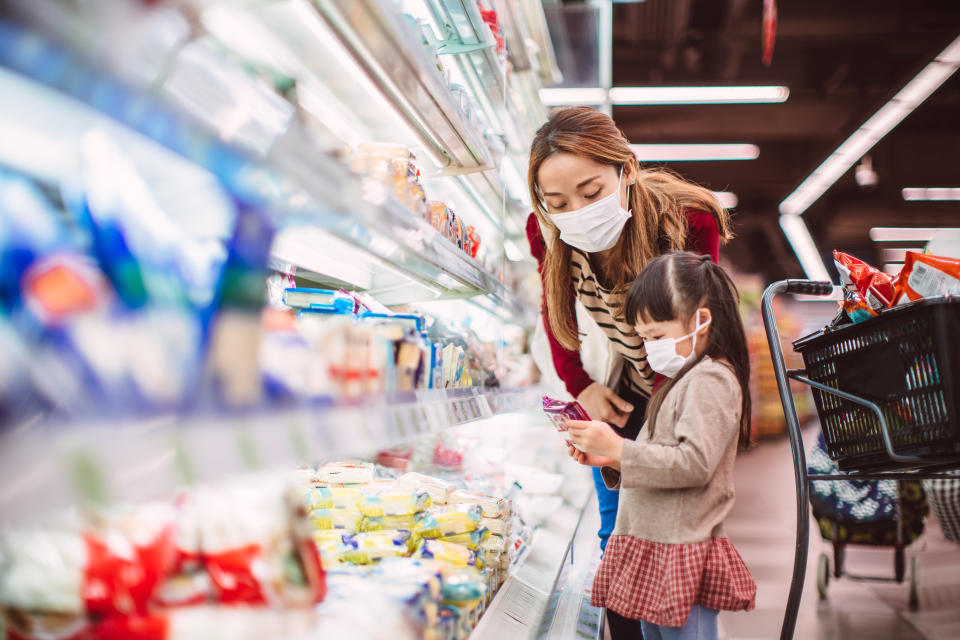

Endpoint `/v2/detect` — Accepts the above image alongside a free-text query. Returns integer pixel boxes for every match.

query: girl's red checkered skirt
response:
[591,535,756,627]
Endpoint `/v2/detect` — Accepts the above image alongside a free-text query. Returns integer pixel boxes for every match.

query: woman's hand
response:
[566,419,624,462]
[576,382,634,428]
[567,445,620,469]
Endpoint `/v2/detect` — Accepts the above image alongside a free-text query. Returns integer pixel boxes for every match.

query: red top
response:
[526,210,721,398]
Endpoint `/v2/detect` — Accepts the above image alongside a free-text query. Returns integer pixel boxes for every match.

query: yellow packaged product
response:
[361,514,419,532]
[358,490,431,517]
[438,527,490,551]
[306,486,362,510]
[414,504,482,539]
[481,516,511,536]
[395,472,456,505]
[339,529,416,564]
[417,539,478,568]
[448,490,505,518]
[309,508,363,533]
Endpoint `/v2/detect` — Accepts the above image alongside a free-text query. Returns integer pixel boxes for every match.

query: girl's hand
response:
[567,445,620,469]
[576,382,633,428]
[566,419,624,461]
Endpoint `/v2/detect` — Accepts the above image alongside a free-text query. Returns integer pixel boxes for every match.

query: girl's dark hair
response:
[624,251,752,451]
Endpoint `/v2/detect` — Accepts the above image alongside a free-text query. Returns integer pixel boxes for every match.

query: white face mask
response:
[644,310,711,378]
[540,167,632,253]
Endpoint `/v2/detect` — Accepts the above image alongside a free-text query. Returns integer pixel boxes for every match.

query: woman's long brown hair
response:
[528,107,732,351]
[624,252,752,451]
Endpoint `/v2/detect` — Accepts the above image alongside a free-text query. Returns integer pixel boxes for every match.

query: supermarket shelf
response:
[0,387,541,524]
[518,0,563,87]
[471,489,597,640]
[0,21,526,318]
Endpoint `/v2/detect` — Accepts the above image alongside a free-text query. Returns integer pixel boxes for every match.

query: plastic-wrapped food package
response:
[338,530,417,564]
[437,527,490,551]
[447,490,505,518]
[356,490,431,518]
[309,509,364,534]
[480,516,512,537]
[360,514,419,533]
[542,396,590,449]
[834,250,895,310]
[414,504,482,539]
[313,461,375,485]
[306,487,363,511]
[395,472,455,505]
[440,567,487,606]
[416,540,478,568]
[893,252,960,304]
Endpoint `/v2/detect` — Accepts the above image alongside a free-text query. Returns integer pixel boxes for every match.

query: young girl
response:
[567,251,756,640]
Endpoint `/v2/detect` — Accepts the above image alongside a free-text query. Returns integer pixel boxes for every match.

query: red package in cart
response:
[833,251,895,309]
[542,396,590,450]
[893,252,960,304]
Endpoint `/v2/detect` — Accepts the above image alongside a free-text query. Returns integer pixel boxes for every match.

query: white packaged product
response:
[395,472,455,504]
[314,461,376,484]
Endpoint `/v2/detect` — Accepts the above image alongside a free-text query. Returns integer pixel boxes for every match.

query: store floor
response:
[717,425,960,640]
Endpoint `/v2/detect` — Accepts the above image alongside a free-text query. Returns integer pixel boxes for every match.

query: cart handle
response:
[782,279,834,296]
[787,373,929,465]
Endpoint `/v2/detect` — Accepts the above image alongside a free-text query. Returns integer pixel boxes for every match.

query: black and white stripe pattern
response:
[571,249,655,397]
[923,478,960,543]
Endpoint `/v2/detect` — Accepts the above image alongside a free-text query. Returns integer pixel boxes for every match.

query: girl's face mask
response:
[642,310,712,378]
[539,167,632,253]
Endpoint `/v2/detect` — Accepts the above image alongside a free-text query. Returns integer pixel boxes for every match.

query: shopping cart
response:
[760,280,960,640]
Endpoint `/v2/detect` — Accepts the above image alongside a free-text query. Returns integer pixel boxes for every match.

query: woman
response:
[526,107,731,635]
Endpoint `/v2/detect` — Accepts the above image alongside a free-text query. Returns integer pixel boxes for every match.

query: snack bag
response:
[840,291,878,324]
[893,252,960,304]
[542,396,591,449]
[357,490,431,518]
[414,504,483,539]
[833,250,895,309]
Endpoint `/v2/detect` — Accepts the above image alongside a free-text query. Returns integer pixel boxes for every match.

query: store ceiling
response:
[606,0,960,281]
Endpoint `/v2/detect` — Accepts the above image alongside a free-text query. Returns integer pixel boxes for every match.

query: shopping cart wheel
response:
[909,556,920,610]
[817,552,830,600]
[895,546,906,583]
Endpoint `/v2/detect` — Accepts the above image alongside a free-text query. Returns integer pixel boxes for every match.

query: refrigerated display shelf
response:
[0,21,528,318]
[0,386,541,524]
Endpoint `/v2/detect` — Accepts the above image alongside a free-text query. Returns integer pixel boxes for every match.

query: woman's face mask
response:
[537,161,632,253]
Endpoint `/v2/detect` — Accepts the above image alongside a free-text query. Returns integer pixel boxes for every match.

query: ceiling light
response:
[538,87,607,106]
[869,227,956,242]
[713,191,738,208]
[609,85,789,104]
[779,214,832,281]
[630,144,759,161]
[779,33,960,216]
[901,187,960,201]
[880,247,924,262]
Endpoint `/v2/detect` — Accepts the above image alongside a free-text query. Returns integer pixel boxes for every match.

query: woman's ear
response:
[624,159,638,186]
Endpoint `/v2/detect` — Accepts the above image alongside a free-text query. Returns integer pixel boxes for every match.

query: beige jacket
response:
[601,357,743,545]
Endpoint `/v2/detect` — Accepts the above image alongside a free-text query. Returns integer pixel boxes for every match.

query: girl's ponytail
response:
[625,252,752,450]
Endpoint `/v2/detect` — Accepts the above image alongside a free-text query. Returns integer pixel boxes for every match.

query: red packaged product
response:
[833,250,895,310]
[893,252,960,304]
[542,396,590,449]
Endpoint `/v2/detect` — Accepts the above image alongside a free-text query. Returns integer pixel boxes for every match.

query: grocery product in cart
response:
[893,251,960,304]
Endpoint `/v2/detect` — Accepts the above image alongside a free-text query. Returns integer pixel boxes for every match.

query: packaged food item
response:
[357,490,431,517]
[479,534,507,554]
[480,516,511,537]
[416,540,478,568]
[542,395,590,449]
[340,530,417,564]
[306,487,363,511]
[893,251,960,304]
[440,567,487,606]
[395,472,456,505]
[833,250,895,310]
[414,504,482,539]
[309,509,364,533]
[314,461,375,485]
[448,490,505,518]
[840,291,878,324]
[438,527,490,551]
[361,514,419,533]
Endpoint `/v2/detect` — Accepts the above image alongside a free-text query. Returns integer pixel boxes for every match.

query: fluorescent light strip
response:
[609,85,789,104]
[880,247,924,262]
[712,191,738,209]
[779,33,960,216]
[779,214,832,281]
[630,144,759,161]
[902,187,960,201]
[869,227,957,242]
[538,87,607,106]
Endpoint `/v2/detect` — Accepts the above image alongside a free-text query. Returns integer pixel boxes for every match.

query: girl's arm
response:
[612,367,741,490]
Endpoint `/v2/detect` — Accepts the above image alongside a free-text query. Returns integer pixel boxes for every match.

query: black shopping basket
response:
[793,296,960,472]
